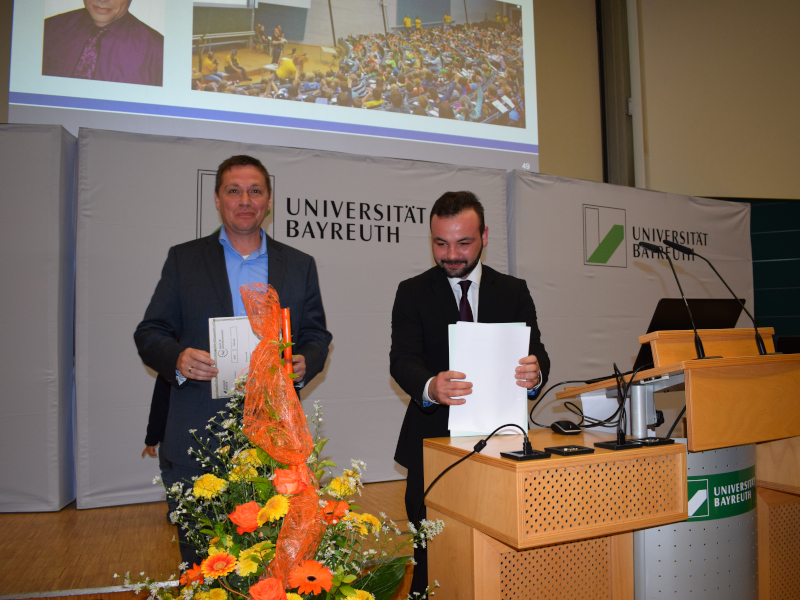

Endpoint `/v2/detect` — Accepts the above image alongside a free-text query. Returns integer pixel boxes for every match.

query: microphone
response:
[637,242,706,359]
[661,240,767,355]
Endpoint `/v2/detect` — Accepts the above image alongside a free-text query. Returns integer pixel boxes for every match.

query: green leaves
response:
[355,557,410,600]
[314,438,330,455]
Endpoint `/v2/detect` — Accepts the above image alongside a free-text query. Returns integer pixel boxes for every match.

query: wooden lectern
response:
[424,328,800,599]
[555,327,800,600]
[554,328,800,452]
[423,432,687,599]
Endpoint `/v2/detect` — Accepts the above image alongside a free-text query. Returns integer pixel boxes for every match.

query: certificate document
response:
[208,316,261,399]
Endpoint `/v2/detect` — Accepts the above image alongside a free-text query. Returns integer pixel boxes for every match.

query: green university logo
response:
[687,466,756,521]
[583,205,626,267]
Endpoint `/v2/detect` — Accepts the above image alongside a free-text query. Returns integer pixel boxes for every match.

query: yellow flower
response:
[208,590,228,600]
[195,592,209,600]
[235,551,260,577]
[236,541,272,577]
[258,495,290,525]
[329,470,359,498]
[194,473,228,499]
[344,591,374,600]
[229,464,258,483]
[342,513,365,534]
[234,448,263,467]
[286,594,304,600]
[207,536,233,556]
[358,512,381,533]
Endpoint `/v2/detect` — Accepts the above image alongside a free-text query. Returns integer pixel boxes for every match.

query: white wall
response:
[303,0,397,47]
[637,0,800,198]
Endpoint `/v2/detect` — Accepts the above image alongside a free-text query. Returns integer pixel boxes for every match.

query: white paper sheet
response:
[447,322,530,436]
[492,99,509,113]
[208,316,262,399]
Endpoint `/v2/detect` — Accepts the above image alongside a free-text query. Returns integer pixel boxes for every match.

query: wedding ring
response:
[188,366,193,373]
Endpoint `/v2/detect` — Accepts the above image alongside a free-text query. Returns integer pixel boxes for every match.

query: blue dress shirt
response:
[219,226,269,316]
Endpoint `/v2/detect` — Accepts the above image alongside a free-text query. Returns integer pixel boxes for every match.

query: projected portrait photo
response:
[190,1,526,128]
[42,0,165,87]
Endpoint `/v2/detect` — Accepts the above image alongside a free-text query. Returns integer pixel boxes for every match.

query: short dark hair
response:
[215,155,271,196]
[430,191,485,234]
[336,92,351,107]
[390,90,403,108]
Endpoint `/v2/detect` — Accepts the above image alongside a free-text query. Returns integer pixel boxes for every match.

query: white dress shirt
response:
[421,262,483,403]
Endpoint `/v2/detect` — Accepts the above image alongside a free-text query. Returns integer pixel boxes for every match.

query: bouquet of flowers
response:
[125,284,442,600]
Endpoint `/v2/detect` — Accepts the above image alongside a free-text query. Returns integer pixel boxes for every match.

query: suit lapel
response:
[477,264,497,322]
[429,267,460,324]
[267,236,287,300]
[204,232,234,316]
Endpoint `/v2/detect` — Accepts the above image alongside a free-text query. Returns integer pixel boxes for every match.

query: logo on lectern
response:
[583,205,626,267]
[687,478,710,519]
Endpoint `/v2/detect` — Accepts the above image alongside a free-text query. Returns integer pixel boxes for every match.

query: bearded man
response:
[389,190,550,594]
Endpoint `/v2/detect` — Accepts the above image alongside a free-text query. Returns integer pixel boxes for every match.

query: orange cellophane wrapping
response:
[281,307,293,375]
[240,283,326,585]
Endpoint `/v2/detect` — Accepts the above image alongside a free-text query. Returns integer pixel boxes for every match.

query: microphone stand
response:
[638,242,713,360]
[662,240,768,355]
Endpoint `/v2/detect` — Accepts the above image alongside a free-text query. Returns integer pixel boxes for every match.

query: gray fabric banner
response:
[507,171,753,427]
[0,124,76,512]
[75,128,508,508]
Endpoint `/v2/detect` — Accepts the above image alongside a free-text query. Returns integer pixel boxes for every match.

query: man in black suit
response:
[390,191,550,594]
[134,155,331,562]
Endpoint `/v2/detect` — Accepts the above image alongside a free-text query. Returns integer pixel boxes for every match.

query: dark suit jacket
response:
[134,231,331,467]
[390,264,550,474]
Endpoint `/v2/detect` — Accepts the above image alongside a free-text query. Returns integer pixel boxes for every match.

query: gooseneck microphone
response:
[638,242,706,359]
[661,240,767,355]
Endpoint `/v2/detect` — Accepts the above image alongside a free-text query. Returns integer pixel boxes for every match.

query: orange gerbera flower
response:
[249,577,286,600]
[179,563,204,586]
[322,500,349,524]
[288,560,333,595]
[201,552,237,578]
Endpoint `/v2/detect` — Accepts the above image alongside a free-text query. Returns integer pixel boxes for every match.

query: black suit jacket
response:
[390,264,550,473]
[134,230,331,467]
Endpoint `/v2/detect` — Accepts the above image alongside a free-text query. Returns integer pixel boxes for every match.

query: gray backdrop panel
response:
[75,128,507,508]
[0,124,76,512]
[507,171,753,428]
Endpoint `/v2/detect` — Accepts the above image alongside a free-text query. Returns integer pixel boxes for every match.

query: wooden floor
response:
[0,480,409,597]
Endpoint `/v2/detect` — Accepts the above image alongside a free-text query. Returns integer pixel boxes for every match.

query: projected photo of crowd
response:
[191,1,526,127]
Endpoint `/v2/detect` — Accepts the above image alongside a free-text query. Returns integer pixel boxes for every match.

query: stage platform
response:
[0,481,410,600]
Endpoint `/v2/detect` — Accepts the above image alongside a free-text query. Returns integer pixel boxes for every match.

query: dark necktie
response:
[458,280,473,322]
[72,28,108,80]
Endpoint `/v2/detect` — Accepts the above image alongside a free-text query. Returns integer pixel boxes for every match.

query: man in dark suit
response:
[390,191,550,594]
[134,155,331,563]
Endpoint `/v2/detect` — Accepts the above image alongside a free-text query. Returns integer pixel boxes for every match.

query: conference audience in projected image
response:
[191,17,525,127]
[42,0,164,87]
